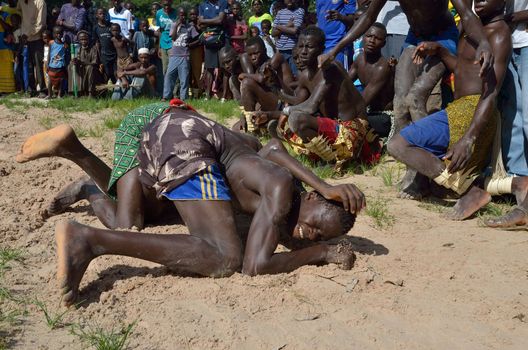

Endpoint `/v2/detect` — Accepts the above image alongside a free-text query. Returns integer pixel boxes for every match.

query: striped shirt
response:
[273,7,304,51]
[108,7,133,39]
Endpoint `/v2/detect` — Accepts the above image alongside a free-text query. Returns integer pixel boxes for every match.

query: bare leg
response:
[388,134,490,219]
[392,47,419,135]
[484,177,528,228]
[406,57,446,122]
[56,200,242,306]
[288,111,319,142]
[16,124,111,192]
[240,78,279,111]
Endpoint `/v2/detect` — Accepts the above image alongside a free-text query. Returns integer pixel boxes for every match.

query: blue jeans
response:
[163,56,190,100]
[498,59,528,176]
[513,47,528,141]
[279,49,297,76]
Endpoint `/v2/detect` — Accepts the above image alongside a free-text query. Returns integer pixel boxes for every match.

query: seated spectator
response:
[248,0,272,34]
[93,8,117,83]
[57,0,86,43]
[108,0,133,39]
[112,47,156,100]
[68,30,102,97]
[227,2,247,54]
[219,46,243,101]
[47,26,69,99]
[272,0,304,76]
[162,7,199,101]
[348,23,395,138]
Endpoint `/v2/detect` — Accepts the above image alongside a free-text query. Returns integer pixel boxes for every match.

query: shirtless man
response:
[112,48,157,100]
[50,108,362,306]
[238,36,294,133]
[319,0,495,198]
[387,0,512,220]
[219,46,244,101]
[348,23,394,138]
[279,26,380,170]
[110,23,132,74]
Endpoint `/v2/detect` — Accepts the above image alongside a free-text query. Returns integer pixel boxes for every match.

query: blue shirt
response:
[48,41,67,69]
[199,0,228,21]
[316,0,356,50]
[156,8,177,50]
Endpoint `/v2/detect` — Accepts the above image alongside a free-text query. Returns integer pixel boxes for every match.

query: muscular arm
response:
[123,64,156,77]
[279,86,309,105]
[239,53,255,74]
[289,70,332,115]
[413,41,458,73]
[348,60,359,81]
[506,10,528,24]
[447,29,511,173]
[452,0,494,76]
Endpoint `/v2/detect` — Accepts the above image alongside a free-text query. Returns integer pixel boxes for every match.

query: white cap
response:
[138,48,149,56]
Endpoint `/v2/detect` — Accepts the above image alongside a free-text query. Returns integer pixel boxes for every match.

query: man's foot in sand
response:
[43,176,94,218]
[398,170,429,200]
[512,177,528,204]
[56,221,95,306]
[484,206,528,229]
[443,186,491,221]
[16,124,78,163]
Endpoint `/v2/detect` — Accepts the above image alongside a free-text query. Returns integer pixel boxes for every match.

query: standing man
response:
[17,0,47,97]
[316,0,356,68]
[271,0,304,76]
[198,0,228,99]
[156,0,177,75]
[375,0,409,59]
[108,0,133,39]
[57,0,86,43]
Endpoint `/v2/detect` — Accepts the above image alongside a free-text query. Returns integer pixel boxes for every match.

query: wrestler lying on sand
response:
[17,105,363,306]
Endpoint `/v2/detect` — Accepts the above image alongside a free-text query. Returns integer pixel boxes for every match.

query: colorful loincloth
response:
[162,164,230,200]
[280,116,381,168]
[137,111,227,198]
[400,94,497,194]
[48,67,66,87]
[107,102,171,198]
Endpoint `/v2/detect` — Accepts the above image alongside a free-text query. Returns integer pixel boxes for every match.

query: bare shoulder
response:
[487,20,512,58]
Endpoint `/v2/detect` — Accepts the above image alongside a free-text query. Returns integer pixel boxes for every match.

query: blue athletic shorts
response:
[403,23,459,55]
[162,164,231,201]
[400,109,450,158]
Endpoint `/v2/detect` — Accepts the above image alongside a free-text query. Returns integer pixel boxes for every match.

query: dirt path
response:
[0,104,527,349]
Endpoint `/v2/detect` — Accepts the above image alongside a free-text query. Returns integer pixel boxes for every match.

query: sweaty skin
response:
[388,0,511,220]
[50,109,363,306]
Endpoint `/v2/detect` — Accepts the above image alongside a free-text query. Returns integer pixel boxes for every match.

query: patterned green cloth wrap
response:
[107,102,170,198]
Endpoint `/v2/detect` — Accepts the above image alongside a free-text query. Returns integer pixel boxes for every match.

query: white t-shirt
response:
[507,0,528,49]
[376,1,410,35]
[108,7,133,39]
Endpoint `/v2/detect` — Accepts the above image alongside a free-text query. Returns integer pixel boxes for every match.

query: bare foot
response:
[44,176,93,218]
[16,124,77,163]
[512,177,528,204]
[326,241,356,270]
[443,186,491,221]
[398,170,429,200]
[55,221,95,306]
[484,206,528,229]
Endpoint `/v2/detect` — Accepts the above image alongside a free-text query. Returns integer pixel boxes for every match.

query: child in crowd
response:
[261,19,275,58]
[250,26,259,38]
[132,19,155,60]
[69,30,101,97]
[227,2,247,54]
[111,23,132,76]
[47,26,68,99]
[188,6,203,98]
[41,30,51,94]
[93,8,117,83]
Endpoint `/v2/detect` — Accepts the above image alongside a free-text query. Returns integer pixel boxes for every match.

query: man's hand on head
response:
[320,184,366,214]
[475,42,494,78]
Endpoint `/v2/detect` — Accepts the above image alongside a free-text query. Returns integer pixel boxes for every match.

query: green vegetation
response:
[365,197,395,229]
[33,298,73,330]
[70,321,136,350]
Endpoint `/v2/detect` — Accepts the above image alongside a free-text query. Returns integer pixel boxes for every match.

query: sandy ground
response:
[1,102,527,349]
